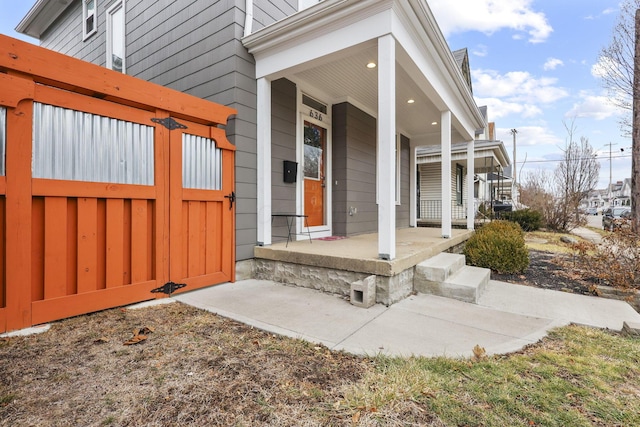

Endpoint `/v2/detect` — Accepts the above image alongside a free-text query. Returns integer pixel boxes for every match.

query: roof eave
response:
[16,0,73,39]
[407,0,485,131]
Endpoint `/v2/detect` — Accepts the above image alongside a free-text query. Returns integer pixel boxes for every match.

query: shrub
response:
[503,208,543,231]
[565,232,640,293]
[464,220,529,274]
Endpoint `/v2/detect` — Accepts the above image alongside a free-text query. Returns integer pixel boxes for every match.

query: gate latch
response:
[224,191,236,210]
[151,281,186,295]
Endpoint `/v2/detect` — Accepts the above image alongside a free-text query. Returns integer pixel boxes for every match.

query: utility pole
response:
[510,128,518,207]
[604,142,618,207]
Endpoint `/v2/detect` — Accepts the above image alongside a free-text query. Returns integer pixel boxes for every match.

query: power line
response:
[515,154,632,164]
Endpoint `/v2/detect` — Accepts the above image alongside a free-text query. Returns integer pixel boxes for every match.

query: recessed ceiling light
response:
[431,121,438,125]
[407,99,415,104]
[366,62,376,69]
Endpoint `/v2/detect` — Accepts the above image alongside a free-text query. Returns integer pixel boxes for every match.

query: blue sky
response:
[0,0,631,189]
[430,0,630,189]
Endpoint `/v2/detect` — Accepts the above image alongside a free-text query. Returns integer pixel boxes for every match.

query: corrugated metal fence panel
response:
[182,133,222,190]
[32,103,154,185]
[0,107,5,176]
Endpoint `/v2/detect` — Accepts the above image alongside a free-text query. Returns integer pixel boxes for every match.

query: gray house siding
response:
[38,0,271,261]
[396,135,410,228]
[332,103,410,235]
[332,102,377,236]
[252,0,297,32]
[31,0,411,259]
[270,79,297,242]
[331,103,348,236]
[40,1,104,64]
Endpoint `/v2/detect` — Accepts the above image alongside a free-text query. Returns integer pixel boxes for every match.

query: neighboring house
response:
[417,139,510,223]
[18,0,486,271]
[581,179,631,212]
[610,179,631,207]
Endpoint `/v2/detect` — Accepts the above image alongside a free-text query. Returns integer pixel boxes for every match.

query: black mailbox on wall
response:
[283,160,297,183]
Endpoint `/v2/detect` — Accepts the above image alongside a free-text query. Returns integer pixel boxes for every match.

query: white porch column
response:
[466,139,475,230]
[409,143,417,227]
[441,110,452,238]
[257,77,272,246]
[377,34,396,260]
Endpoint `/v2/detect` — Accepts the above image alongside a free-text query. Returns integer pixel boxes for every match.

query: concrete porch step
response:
[414,252,466,284]
[414,253,490,303]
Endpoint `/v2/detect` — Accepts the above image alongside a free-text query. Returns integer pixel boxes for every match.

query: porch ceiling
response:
[293,43,466,141]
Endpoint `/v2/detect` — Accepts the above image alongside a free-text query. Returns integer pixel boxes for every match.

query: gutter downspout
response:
[244,0,254,37]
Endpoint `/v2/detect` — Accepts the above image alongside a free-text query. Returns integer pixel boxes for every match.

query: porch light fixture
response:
[431,121,438,125]
[407,99,415,104]
[366,62,376,68]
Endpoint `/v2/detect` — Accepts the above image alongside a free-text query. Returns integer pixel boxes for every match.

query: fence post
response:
[5,98,33,330]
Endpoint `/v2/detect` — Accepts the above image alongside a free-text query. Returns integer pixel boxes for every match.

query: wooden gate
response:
[167,120,235,294]
[0,35,236,333]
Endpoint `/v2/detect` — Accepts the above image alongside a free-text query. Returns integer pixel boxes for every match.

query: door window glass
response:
[304,122,324,180]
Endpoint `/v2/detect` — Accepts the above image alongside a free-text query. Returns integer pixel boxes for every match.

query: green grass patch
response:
[342,326,640,426]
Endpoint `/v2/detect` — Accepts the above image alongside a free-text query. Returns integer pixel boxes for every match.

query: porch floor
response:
[254,227,473,277]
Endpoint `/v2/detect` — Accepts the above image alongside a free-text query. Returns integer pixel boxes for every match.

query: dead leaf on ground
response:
[123,334,147,345]
[123,326,154,345]
[472,344,487,361]
[352,410,361,424]
[94,337,109,344]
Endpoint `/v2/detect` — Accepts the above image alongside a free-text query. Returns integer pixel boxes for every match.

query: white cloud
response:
[429,0,553,43]
[476,97,542,119]
[496,126,562,148]
[565,93,622,120]
[543,57,564,71]
[473,69,569,105]
[471,44,488,57]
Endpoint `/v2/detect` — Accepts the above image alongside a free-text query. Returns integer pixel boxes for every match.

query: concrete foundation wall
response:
[254,258,414,305]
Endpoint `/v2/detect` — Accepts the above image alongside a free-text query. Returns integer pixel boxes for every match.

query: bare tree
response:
[555,135,600,225]
[633,9,640,233]
[519,126,599,232]
[598,0,639,136]
[599,1,640,232]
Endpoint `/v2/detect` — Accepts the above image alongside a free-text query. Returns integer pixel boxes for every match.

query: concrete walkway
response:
[174,279,640,359]
[571,227,602,244]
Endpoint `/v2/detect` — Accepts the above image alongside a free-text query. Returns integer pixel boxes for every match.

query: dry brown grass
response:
[2,302,639,426]
[0,302,379,426]
[524,230,581,254]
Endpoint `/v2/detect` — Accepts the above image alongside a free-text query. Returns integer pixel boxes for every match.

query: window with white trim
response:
[456,164,464,206]
[83,0,97,40]
[107,0,125,73]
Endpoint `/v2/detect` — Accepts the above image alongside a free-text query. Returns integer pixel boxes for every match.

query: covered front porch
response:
[243,0,486,264]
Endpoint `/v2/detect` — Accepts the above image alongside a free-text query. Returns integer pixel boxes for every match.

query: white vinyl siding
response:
[418,163,468,220]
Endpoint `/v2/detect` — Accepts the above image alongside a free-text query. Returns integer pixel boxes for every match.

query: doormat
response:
[314,236,347,241]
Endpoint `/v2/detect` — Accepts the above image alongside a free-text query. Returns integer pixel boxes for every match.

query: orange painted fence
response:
[0,35,236,333]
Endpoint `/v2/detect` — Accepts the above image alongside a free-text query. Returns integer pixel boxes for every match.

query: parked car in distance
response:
[602,207,631,231]
[585,207,599,215]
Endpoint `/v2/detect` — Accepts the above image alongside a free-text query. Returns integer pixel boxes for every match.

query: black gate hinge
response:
[151,281,187,295]
[151,117,188,130]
